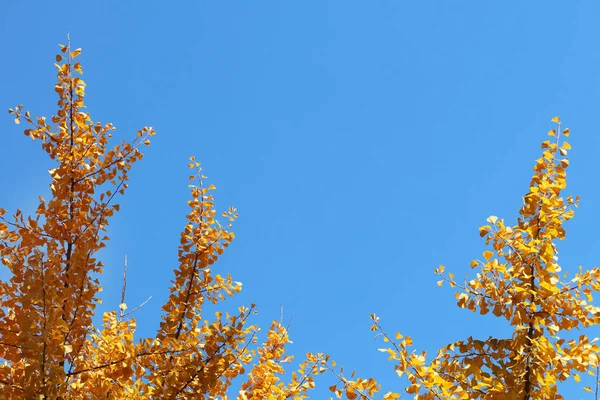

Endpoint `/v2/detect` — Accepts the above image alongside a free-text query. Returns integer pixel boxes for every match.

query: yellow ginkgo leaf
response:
[487,215,498,224]
[70,48,82,59]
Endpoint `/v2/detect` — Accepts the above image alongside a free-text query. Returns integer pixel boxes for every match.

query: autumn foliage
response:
[366,118,600,399]
[0,42,344,399]
[2,41,599,400]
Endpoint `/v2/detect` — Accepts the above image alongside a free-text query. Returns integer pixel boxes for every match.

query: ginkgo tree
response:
[7,40,598,400]
[0,41,364,399]
[357,119,600,399]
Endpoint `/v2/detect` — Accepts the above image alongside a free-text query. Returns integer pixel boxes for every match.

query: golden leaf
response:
[70,48,82,59]
[483,250,493,261]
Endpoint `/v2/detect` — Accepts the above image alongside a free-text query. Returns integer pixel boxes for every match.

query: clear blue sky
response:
[2,1,600,397]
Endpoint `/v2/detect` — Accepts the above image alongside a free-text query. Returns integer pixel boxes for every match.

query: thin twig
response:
[122,296,152,319]
[595,362,599,400]
[119,255,127,321]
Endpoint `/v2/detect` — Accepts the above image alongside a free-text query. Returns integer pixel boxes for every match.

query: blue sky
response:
[2,1,600,397]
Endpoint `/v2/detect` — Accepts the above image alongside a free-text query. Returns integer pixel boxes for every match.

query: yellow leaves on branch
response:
[1,42,164,398]
[372,118,600,399]
[1,41,345,399]
[5,40,598,400]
